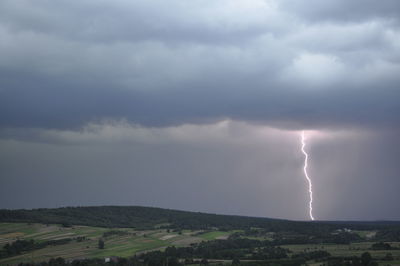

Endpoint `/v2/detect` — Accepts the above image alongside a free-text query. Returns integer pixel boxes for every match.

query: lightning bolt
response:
[301,131,315,221]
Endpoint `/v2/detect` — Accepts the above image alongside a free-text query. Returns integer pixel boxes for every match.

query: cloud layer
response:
[0,0,399,129]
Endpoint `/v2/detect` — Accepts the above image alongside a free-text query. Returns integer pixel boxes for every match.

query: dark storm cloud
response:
[280,0,400,24]
[0,0,399,130]
[0,0,284,44]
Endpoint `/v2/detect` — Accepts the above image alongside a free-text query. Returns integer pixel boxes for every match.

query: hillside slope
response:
[0,206,398,232]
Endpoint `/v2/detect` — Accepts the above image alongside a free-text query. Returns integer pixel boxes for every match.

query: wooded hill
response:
[0,206,398,232]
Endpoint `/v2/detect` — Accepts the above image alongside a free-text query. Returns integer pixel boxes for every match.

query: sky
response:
[0,0,399,221]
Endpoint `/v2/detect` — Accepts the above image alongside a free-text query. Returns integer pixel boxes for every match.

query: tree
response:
[167,257,181,266]
[98,238,105,249]
[48,257,66,266]
[385,252,394,261]
[232,258,241,265]
[361,252,372,266]
[200,258,209,265]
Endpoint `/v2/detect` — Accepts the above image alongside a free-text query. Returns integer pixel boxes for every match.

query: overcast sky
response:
[0,0,399,220]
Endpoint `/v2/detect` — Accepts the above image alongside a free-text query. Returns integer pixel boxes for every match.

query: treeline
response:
[102,230,133,238]
[233,229,362,245]
[0,206,315,231]
[1,206,397,233]
[292,250,331,261]
[375,228,400,241]
[142,238,290,260]
[273,231,362,245]
[16,252,386,266]
[324,252,383,266]
[370,242,399,250]
[0,239,72,259]
[13,241,391,266]
[15,257,305,266]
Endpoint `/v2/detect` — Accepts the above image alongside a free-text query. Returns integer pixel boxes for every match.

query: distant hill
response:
[0,206,291,230]
[0,206,398,232]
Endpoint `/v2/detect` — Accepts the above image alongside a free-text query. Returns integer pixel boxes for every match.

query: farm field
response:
[2,222,400,265]
[282,242,400,257]
[0,222,234,265]
[282,242,400,265]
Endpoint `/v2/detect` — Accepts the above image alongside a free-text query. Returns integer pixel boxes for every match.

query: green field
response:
[282,242,400,265]
[2,222,400,265]
[0,223,236,265]
[197,231,232,240]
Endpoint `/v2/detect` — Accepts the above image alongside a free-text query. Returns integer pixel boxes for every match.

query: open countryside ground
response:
[282,242,400,265]
[0,223,236,265]
[2,223,400,265]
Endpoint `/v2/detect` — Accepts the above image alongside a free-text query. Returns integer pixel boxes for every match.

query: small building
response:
[105,256,119,263]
